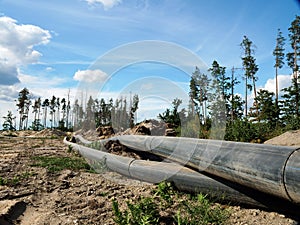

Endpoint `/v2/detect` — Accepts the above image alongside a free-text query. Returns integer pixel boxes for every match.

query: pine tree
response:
[72,99,80,129]
[158,98,182,127]
[230,95,244,120]
[189,67,210,121]
[42,98,49,128]
[130,94,139,128]
[230,67,242,121]
[32,98,43,131]
[240,36,259,116]
[273,28,286,107]
[286,15,300,117]
[208,60,231,120]
[84,96,95,129]
[56,97,60,128]
[281,85,300,129]
[66,89,71,129]
[16,88,31,130]
[250,89,277,127]
[2,111,16,131]
[60,98,67,129]
[49,96,57,128]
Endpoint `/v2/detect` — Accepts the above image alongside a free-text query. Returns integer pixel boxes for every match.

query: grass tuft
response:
[31,155,94,173]
[113,181,230,225]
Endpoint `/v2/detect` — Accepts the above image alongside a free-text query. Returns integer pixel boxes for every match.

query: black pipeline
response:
[113,135,300,205]
[64,136,269,207]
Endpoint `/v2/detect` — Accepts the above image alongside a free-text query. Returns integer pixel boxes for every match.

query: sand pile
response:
[264,130,300,146]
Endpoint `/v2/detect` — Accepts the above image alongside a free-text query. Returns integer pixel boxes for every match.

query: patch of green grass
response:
[0,171,36,186]
[31,156,94,173]
[175,193,229,225]
[113,197,160,225]
[0,176,8,185]
[112,181,230,225]
[153,181,176,206]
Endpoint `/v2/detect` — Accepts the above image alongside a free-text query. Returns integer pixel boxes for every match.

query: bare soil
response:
[0,130,298,225]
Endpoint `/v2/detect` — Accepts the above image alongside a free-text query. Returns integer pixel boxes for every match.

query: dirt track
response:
[0,131,298,224]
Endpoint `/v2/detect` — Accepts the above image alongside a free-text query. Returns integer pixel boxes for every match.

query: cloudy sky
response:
[0,0,299,127]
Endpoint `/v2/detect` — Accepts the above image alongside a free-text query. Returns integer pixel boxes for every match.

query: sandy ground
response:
[0,130,299,225]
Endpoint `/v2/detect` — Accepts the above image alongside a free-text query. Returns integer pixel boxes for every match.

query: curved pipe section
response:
[113,135,300,204]
[63,137,267,207]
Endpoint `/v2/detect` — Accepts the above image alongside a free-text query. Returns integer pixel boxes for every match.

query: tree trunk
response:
[245,76,248,116]
[253,79,258,114]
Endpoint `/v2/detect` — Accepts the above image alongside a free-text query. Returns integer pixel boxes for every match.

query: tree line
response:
[2,88,139,133]
[159,15,300,142]
[2,15,299,143]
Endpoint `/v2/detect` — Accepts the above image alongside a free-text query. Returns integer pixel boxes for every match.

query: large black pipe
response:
[111,135,300,205]
[63,137,269,207]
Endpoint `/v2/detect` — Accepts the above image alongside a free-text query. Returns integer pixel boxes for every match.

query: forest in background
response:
[2,15,299,143]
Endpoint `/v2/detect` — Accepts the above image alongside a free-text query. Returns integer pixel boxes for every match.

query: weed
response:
[0,171,36,186]
[67,144,73,153]
[112,197,160,225]
[0,176,8,185]
[11,176,20,185]
[19,171,36,179]
[99,191,108,197]
[153,181,175,206]
[174,193,229,225]
[31,156,94,173]
[112,182,230,225]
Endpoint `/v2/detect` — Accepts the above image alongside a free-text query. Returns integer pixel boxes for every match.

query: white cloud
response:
[263,74,292,95]
[0,85,19,102]
[85,0,122,10]
[73,69,109,83]
[0,16,51,86]
[46,66,54,72]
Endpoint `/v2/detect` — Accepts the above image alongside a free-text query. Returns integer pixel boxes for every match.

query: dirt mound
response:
[123,119,176,136]
[264,130,300,146]
[97,126,115,139]
[0,130,36,137]
[73,129,99,141]
[32,129,66,138]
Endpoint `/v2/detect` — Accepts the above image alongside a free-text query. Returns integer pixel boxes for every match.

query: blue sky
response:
[0,0,299,127]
